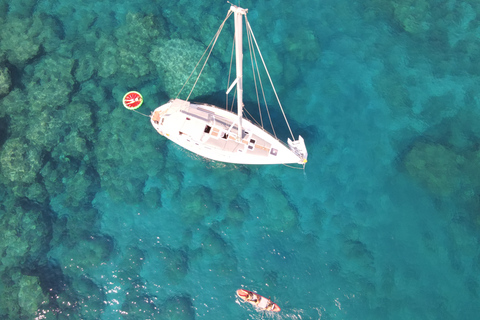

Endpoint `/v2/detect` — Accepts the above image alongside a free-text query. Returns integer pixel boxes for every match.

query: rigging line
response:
[176,10,233,100]
[246,20,276,138]
[245,16,295,140]
[226,34,235,111]
[187,10,233,101]
[246,18,264,129]
[132,109,151,118]
[282,163,305,170]
[243,106,263,128]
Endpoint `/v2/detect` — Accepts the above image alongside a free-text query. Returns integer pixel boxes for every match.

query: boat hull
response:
[151,99,307,165]
[236,289,281,312]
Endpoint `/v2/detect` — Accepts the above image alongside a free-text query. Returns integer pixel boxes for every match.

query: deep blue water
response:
[1,0,480,319]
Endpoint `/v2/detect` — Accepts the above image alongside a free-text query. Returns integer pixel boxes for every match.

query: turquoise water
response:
[1,0,480,319]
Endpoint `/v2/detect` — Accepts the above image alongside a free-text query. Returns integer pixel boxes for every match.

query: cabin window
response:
[204,125,212,134]
[247,139,256,150]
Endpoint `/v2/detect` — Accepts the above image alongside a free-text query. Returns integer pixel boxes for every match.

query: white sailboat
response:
[150,5,308,165]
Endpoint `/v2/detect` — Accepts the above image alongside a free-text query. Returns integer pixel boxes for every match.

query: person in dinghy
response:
[236,289,281,312]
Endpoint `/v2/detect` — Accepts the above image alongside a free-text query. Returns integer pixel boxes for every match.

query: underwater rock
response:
[176,186,216,225]
[0,271,48,319]
[0,14,60,67]
[117,246,145,282]
[57,131,89,160]
[0,16,41,66]
[18,275,49,317]
[24,55,75,109]
[95,36,119,79]
[158,246,189,284]
[94,107,166,203]
[0,88,28,118]
[91,11,166,82]
[189,228,236,276]
[393,0,431,34]
[40,147,98,211]
[262,185,299,233]
[49,207,101,254]
[120,290,161,320]
[114,12,165,78]
[0,65,11,97]
[404,142,464,196]
[342,239,375,273]
[285,30,321,62]
[0,137,43,185]
[373,70,412,113]
[25,182,49,204]
[150,38,222,98]
[0,203,50,272]
[40,160,68,200]
[58,164,97,208]
[224,197,249,227]
[52,234,114,278]
[5,0,37,18]
[70,81,107,111]
[159,295,195,320]
[74,53,95,82]
[69,275,107,317]
[0,3,6,20]
[25,107,66,151]
[144,186,163,209]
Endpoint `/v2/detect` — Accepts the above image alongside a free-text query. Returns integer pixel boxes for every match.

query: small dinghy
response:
[236,289,281,312]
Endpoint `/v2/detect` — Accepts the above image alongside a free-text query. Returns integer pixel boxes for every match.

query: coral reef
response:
[157,246,189,284]
[0,196,51,318]
[17,275,49,316]
[175,185,216,225]
[115,12,165,78]
[120,288,161,319]
[261,183,299,233]
[94,107,166,203]
[0,88,28,118]
[0,137,43,186]
[393,0,431,34]
[373,68,413,114]
[0,65,11,97]
[0,272,48,319]
[74,53,96,82]
[158,295,195,320]
[403,142,464,196]
[150,38,222,98]
[24,55,75,110]
[5,0,37,18]
[0,14,61,67]
[223,197,249,227]
[0,204,49,271]
[51,234,114,278]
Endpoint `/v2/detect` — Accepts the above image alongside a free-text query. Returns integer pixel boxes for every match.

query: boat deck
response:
[151,99,304,164]
[183,102,274,157]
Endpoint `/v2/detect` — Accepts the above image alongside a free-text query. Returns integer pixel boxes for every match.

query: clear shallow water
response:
[1,0,479,319]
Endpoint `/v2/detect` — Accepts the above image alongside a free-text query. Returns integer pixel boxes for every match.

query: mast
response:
[230,5,247,140]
